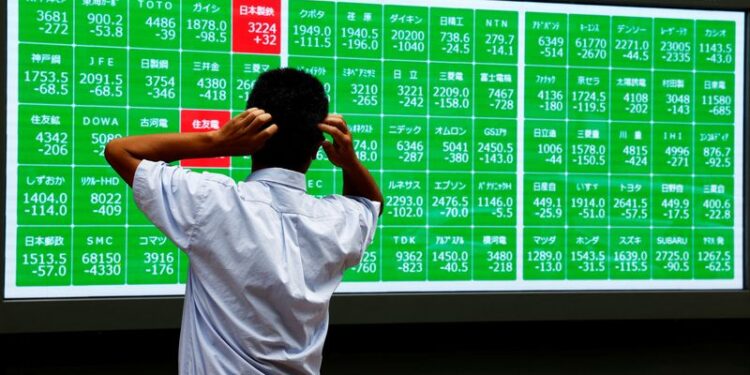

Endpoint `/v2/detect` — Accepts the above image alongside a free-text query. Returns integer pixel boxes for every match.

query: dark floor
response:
[2,320,749,374]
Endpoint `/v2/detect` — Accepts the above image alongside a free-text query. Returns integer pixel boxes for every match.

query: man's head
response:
[246,68,328,172]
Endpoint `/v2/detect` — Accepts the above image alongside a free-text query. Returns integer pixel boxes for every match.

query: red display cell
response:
[232,0,281,54]
[180,110,232,168]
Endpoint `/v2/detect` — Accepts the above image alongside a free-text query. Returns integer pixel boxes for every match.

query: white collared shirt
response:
[133,160,379,375]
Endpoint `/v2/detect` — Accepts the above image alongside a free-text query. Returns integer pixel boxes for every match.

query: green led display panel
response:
[5,0,744,298]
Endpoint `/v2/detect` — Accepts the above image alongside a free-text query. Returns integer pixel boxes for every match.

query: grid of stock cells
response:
[523,14,736,280]
[11,0,739,291]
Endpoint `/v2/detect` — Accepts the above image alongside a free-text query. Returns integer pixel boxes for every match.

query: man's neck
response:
[251,161,309,174]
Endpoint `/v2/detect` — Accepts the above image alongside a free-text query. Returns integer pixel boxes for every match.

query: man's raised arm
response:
[318,115,384,215]
[105,108,276,186]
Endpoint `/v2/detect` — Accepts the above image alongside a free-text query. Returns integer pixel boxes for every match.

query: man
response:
[105,68,383,374]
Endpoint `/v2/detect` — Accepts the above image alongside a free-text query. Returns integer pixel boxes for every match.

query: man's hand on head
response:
[105,108,277,187]
[318,114,384,213]
[317,114,360,171]
[212,108,278,156]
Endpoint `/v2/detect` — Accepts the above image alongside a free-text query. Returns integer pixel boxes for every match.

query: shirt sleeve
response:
[132,160,208,251]
[337,196,381,268]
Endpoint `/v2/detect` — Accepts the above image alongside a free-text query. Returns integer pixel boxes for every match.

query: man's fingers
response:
[246,113,272,132]
[323,113,343,121]
[324,115,344,123]
[257,124,278,141]
[230,110,259,129]
[318,123,346,141]
[320,140,334,153]
[323,116,348,134]
[235,108,259,121]
[228,110,253,126]
[326,115,344,124]
[322,115,339,123]
[320,141,337,160]
[251,124,277,146]
[323,115,348,130]
[236,108,265,126]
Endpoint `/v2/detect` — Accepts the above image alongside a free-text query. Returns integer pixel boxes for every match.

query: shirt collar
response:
[246,167,307,192]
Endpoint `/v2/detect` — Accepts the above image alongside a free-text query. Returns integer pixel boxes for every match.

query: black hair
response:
[246,68,328,171]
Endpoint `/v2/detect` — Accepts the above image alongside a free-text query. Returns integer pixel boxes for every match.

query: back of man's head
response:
[247,68,328,171]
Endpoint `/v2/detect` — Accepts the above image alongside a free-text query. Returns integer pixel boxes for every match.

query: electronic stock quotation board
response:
[4,0,745,298]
